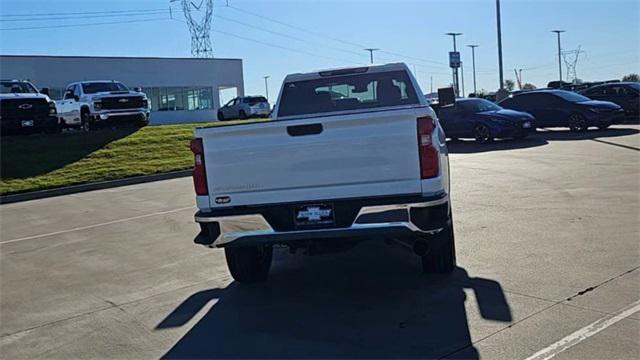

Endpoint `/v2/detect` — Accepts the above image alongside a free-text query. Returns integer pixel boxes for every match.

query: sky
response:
[1,0,638,99]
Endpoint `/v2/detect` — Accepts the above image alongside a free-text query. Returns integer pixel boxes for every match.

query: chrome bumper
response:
[195,195,449,247]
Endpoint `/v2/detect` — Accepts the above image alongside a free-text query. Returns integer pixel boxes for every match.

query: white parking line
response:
[0,206,194,245]
[524,300,640,360]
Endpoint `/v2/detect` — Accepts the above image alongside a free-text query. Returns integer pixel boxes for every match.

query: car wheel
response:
[568,113,588,132]
[225,245,273,283]
[80,110,92,132]
[422,220,456,274]
[239,110,247,120]
[217,111,225,121]
[473,124,493,144]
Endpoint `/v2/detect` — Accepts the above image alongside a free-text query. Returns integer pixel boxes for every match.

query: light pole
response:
[460,61,465,97]
[364,48,379,64]
[496,0,504,90]
[467,45,478,95]
[263,75,270,100]
[445,32,462,96]
[551,30,565,82]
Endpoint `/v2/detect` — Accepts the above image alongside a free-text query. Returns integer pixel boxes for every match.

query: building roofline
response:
[0,54,242,62]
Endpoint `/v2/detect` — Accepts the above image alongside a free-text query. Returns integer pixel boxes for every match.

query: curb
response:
[0,170,192,205]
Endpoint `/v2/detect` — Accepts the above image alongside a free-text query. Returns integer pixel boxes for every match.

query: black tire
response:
[473,124,493,144]
[422,221,456,274]
[217,111,225,121]
[225,245,273,283]
[568,113,587,132]
[80,110,92,132]
[239,110,247,120]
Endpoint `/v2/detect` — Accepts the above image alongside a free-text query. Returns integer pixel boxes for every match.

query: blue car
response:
[498,89,624,131]
[438,98,535,143]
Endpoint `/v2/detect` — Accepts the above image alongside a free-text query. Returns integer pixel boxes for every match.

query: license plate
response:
[21,120,34,127]
[295,204,335,227]
[523,121,531,128]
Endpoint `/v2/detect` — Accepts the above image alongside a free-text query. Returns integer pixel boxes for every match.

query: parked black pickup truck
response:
[1,80,59,135]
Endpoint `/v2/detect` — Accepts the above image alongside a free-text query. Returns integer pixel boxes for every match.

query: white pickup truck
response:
[191,63,454,283]
[56,80,150,131]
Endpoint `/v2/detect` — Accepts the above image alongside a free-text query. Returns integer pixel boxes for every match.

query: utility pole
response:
[496,0,504,89]
[364,48,379,64]
[467,45,478,95]
[551,30,565,82]
[430,76,433,94]
[263,75,270,100]
[460,61,465,97]
[445,32,462,96]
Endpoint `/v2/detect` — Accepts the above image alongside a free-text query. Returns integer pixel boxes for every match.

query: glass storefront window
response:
[138,86,214,111]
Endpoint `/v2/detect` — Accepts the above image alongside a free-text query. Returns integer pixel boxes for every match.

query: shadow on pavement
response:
[157,243,512,359]
[536,127,639,142]
[447,136,548,154]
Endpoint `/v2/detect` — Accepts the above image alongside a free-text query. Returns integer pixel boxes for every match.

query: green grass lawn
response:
[0,119,267,195]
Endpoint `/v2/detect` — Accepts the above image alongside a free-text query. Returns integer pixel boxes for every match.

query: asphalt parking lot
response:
[1,125,639,359]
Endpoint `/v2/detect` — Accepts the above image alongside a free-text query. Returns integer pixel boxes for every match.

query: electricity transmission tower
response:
[172,0,214,58]
[562,46,583,83]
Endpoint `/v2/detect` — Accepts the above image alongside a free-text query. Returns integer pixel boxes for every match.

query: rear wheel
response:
[568,113,587,132]
[422,221,456,274]
[225,245,273,283]
[473,124,493,144]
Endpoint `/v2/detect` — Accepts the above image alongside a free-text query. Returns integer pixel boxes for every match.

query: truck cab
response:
[57,80,150,131]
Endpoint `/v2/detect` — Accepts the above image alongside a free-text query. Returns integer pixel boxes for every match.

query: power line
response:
[0,11,169,22]
[0,8,169,17]
[0,17,170,31]
[225,4,449,69]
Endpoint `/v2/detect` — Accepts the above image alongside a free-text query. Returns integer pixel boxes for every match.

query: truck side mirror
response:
[40,87,50,96]
[133,87,142,92]
[73,95,80,101]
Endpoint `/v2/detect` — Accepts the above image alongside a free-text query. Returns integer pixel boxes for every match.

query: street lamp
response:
[364,48,379,64]
[551,30,565,82]
[467,45,479,95]
[263,75,270,101]
[445,32,463,96]
[496,0,504,90]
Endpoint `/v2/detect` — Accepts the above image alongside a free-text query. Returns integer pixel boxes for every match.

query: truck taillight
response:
[190,138,208,195]
[417,116,439,179]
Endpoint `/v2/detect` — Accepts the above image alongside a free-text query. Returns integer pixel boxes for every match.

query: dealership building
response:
[0,55,245,124]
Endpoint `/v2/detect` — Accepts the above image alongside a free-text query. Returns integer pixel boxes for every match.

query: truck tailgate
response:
[197,108,423,208]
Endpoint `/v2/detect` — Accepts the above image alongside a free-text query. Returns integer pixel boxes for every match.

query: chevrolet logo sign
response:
[118,98,129,103]
[297,207,332,221]
[18,104,33,110]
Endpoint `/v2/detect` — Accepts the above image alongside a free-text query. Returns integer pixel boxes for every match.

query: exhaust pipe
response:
[389,238,430,256]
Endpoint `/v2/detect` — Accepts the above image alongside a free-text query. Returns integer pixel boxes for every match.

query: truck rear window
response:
[277,70,419,117]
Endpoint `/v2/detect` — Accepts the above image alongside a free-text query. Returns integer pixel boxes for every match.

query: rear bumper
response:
[194,193,450,248]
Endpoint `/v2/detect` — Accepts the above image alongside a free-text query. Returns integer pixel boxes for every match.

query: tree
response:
[504,79,515,91]
[522,83,537,90]
[622,73,640,82]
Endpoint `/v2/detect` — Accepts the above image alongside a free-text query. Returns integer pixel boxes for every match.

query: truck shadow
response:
[447,136,548,154]
[0,126,139,179]
[156,244,512,359]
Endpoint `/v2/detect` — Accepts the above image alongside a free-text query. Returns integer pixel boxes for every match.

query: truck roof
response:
[283,63,410,82]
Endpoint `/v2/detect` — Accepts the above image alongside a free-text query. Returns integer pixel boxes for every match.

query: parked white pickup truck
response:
[57,80,150,131]
[191,63,454,283]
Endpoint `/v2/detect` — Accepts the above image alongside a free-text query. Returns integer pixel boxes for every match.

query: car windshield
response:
[243,96,268,104]
[278,70,418,117]
[627,83,640,92]
[0,81,38,94]
[82,82,128,94]
[553,91,590,102]
[459,99,502,112]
